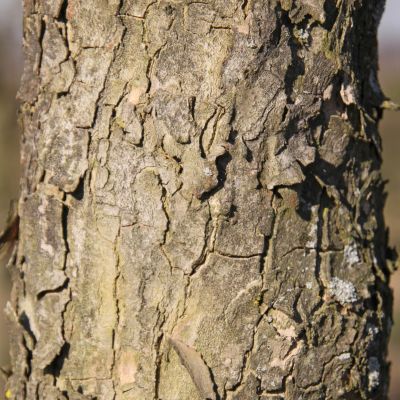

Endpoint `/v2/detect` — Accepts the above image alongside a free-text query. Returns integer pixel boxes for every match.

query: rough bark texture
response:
[6,0,395,399]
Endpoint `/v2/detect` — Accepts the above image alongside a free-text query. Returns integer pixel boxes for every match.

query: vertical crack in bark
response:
[199,107,218,159]
[225,310,266,398]
[59,0,69,23]
[159,176,174,275]
[312,188,327,315]
[226,198,278,398]
[49,200,71,379]
[175,205,215,345]
[153,306,166,400]
[199,151,232,202]
[241,0,250,18]
[37,18,46,79]
[279,5,305,107]
[111,227,122,400]
[204,106,226,157]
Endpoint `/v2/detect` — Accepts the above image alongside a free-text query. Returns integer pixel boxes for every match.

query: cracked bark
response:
[6,0,396,399]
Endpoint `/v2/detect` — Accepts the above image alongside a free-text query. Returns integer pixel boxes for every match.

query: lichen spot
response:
[328,277,358,305]
[368,357,380,391]
[343,242,360,266]
[338,352,351,361]
[203,167,213,177]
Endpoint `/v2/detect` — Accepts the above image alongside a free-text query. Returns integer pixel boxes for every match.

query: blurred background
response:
[0,1,398,398]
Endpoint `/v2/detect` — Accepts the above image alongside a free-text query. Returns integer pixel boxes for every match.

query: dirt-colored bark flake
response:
[6,0,394,399]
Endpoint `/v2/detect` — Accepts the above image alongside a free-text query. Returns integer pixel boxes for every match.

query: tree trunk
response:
[6,0,395,399]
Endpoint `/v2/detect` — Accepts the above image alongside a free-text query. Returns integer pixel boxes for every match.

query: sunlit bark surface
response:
[6,1,394,399]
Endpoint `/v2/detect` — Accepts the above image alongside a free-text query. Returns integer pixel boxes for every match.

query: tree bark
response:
[6,0,395,399]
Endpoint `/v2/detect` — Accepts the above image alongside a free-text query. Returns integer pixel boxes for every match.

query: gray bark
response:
[5,0,395,399]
